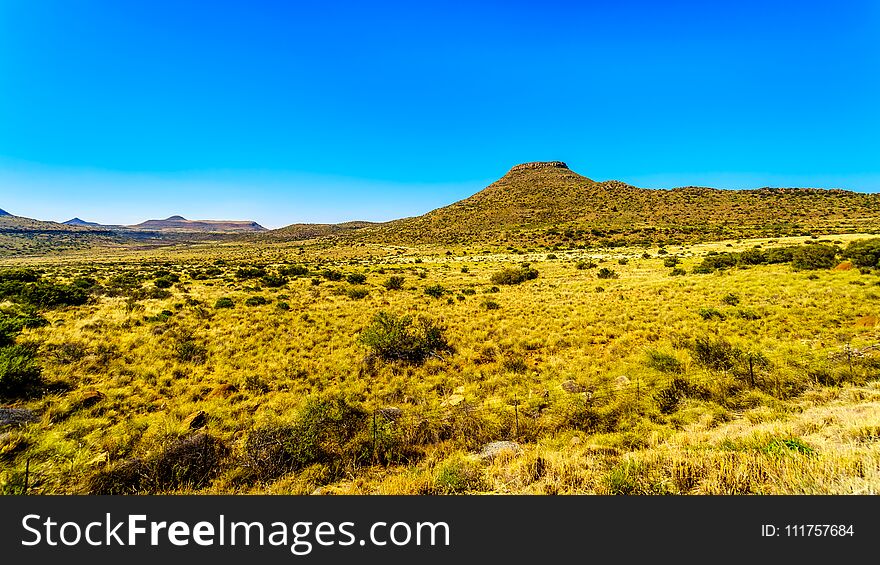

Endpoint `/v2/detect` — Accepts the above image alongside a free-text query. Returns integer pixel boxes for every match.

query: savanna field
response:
[2,233,880,495]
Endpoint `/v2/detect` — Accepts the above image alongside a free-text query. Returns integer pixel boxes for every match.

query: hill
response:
[131,216,267,232]
[361,161,880,246]
[266,220,378,241]
[63,217,104,227]
[0,211,119,256]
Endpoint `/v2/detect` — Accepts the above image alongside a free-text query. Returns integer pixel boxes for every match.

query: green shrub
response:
[383,276,405,290]
[0,344,42,399]
[321,269,343,281]
[845,238,880,268]
[214,297,235,309]
[596,267,618,279]
[690,336,742,372]
[663,257,680,267]
[482,300,500,310]
[235,266,266,279]
[791,244,837,270]
[245,296,269,306]
[174,338,207,364]
[260,274,288,288]
[424,284,446,298]
[346,273,367,284]
[669,267,687,276]
[490,265,539,285]
[575,260,596,270]
[0,269,41,283]
[655,377,710,414]
[359,312,452,364]
[242,395,373,481]
[721,293,740,306]
[698,307,726,320]
[433,454,484,494]
[646,349,684,374]
[346,287,369,300]
[154,277,174,289]
[278,264,309,277]
[276,301,291,311]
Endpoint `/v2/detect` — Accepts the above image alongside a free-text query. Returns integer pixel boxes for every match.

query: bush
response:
[346,273,367,285]
[383,276,405,290]
[214,297,235,309]
[359,312,452,364]
[490,265,539,285]
[663,257,680,267]
[0,280,89,309]
[845,238,880,268]
[154,277,174,289]
[669,268,687,276]
[646,349,684,374]
[693,253,738,273]
[278,264,309,277]
[791,244,837,270]
[689,336,742,372]
[242,395,373,481]
[245,296,269,306]
[0,269,41,283]
[482,300,500,310]
[235,266,266,279]
[698,307,726,320]
[424,284,446,298]
[321,269,343,281]
[576,260,596,270]
[0,344,42,399]
[596,267,619,279]
[260,274,288,288]
[174,337,207,364]
[655,378,709,414]
[433,454,484,494]
[346,287,369,300]
[721,293,740,306]
[88,433,229,494]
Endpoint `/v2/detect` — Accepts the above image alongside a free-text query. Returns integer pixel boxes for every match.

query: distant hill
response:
[0,208,10,216]
[267,220,379,241]
[64,217,103,227]
[131,215,267,232]
[362,161,880,246]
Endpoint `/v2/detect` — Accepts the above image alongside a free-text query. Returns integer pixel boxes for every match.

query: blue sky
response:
[1,1,878,228]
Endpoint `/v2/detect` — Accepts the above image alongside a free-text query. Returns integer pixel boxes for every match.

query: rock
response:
[569,436,582,447]
[208,384,239,398]
[446,394,465,407]
[509,161,569,173]
[561,380,585,393]
[182,410,208,430]
[376,407,403,421]
[479,441,522,462]
[615,375,631,387]
[833,261,854,271]
[0,407,38,428]
[77,390,106,408]
[454,385,465,394]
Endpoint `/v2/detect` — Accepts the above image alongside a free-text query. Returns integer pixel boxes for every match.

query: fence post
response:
[748,355,755,388]
[514,394,519,439]
[372,411,377,463]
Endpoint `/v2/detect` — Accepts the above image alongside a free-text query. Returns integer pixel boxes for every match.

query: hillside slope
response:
[362,161,880,246]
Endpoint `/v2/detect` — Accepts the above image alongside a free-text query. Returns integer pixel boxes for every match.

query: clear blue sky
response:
[1,0,878,228]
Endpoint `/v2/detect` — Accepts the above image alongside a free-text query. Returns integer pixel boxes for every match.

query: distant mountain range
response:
[131,215,266,232]
[3,160,880,256]
[2,212,266,233]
